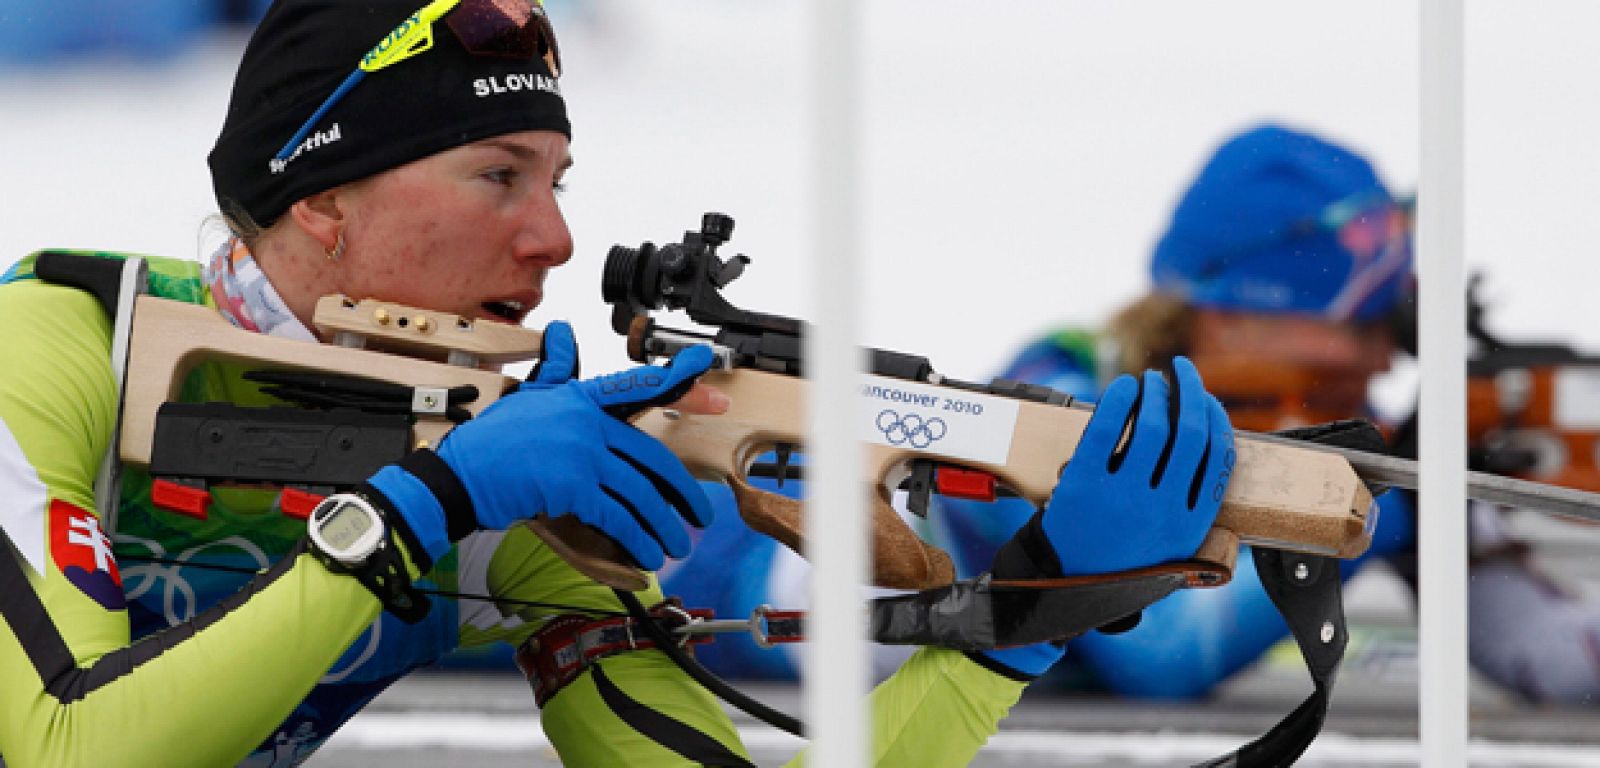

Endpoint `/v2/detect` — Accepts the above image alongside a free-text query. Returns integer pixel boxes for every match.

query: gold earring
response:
[326,232,346,262]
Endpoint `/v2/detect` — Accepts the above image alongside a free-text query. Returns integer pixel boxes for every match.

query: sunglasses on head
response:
[273,0,561,163]
[1314,192,1414,321]
[1311,191,1414,262]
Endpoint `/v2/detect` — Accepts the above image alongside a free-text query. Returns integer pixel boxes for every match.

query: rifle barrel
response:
[1245,431,1600,522]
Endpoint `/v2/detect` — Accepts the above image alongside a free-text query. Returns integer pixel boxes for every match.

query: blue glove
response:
[980,356,1235,677]
[1042,355,1234,576]
[367,321,716,571]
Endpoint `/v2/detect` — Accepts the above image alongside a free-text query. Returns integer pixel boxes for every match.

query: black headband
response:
[209,0,570,227]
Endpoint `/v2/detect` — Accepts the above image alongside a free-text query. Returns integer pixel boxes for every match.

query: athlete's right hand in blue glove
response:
[1033,355,1234,577]
[980,356,1234,677]
[364,321,717,571]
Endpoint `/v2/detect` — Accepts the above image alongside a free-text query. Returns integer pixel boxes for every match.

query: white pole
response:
[1418,1,1468,766]
[806,1,868,766]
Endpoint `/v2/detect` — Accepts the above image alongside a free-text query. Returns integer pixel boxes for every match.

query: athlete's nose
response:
[515,197,573,269]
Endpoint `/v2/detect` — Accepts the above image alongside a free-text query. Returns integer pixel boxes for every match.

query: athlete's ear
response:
[286,188,349,257]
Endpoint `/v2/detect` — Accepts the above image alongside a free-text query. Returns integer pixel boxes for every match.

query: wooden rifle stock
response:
[122,295,1373,593]
[633,368,1374,589]
[122,295,648,590]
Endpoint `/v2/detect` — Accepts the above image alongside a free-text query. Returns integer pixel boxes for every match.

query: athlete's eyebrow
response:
[477,138,573,172]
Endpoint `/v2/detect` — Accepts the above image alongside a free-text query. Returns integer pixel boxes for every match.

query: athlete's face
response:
[333,130,573,325]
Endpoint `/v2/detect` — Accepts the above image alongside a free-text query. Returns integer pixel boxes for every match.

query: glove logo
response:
[599,372,664,395]
[1212,447,1237,503]
[876,409,947,449]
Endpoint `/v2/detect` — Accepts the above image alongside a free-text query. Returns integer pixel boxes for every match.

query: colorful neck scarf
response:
[203,238,317,342]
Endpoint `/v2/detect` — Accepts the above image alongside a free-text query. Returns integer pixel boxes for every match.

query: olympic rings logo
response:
[875,409,947,449]
[116,532,382,684]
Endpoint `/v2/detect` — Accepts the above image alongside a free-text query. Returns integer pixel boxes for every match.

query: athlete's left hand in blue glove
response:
[365,321,726,572]
[979,356,1235,677]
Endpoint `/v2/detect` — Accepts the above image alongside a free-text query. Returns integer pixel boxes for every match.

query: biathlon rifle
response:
[106,212,1374,596]
[597,213,1382,589]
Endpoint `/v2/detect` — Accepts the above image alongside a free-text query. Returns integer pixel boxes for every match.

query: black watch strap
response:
[313,490,432,624]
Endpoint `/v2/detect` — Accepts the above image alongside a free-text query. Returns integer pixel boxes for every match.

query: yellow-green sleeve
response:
[784,647,1029,768]
[483,524,755,766]
[0,281,401,767]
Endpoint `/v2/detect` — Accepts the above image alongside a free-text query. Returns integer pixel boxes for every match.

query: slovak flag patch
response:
[50,500,125,611]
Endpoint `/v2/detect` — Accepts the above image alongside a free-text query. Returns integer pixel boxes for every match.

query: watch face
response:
[320,502,376,550]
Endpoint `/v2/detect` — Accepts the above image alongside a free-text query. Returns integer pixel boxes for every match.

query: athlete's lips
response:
[480,290,541,324]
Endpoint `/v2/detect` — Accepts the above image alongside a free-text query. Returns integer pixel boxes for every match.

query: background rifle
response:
[1387,274,1600,494]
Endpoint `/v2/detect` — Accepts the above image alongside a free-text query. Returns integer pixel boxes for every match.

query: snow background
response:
[1,0,1595,390]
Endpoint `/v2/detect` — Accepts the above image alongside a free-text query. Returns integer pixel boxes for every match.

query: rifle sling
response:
[1194,549,1346,768]
[867,561,1229,650]
[648,554,1345,764]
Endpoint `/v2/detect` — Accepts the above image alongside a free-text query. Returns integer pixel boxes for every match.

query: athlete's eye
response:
[482,167,517,186]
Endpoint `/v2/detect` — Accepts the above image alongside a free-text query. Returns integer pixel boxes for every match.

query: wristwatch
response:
[308,493,386,566]
[307,492,430,623]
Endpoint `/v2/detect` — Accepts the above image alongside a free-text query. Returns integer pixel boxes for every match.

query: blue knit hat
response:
[1150,124,1412,322]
